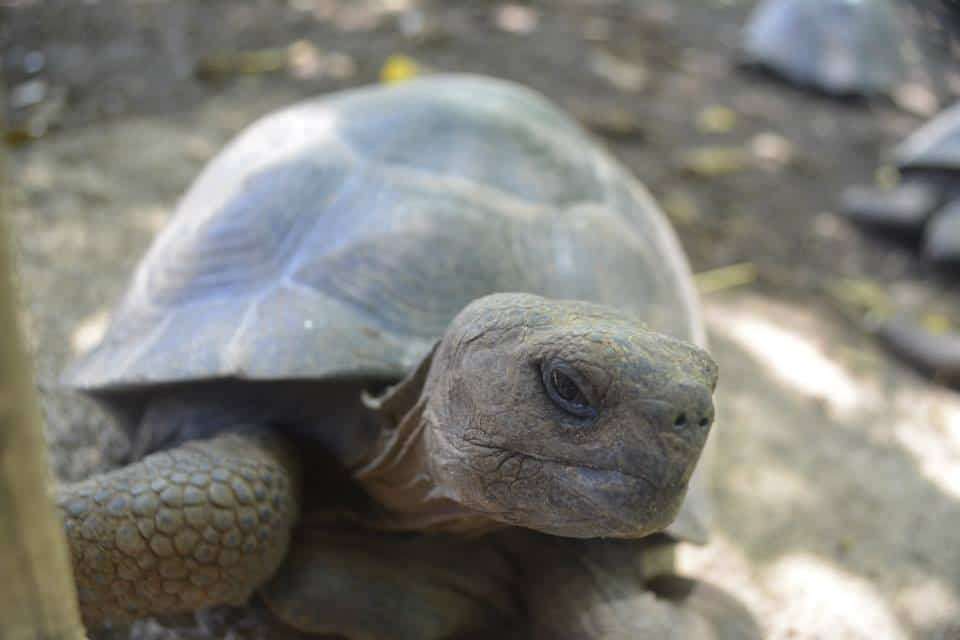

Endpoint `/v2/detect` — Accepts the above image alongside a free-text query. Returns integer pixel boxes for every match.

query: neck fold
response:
[352,391,499,535]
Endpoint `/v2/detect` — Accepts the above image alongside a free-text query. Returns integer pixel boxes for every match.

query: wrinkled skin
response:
[56,293,731,638]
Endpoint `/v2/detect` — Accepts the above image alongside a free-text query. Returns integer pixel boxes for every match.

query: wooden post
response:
[0,85,87,640]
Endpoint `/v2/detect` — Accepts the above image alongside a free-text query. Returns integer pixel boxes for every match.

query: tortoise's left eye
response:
[541,360,598,419]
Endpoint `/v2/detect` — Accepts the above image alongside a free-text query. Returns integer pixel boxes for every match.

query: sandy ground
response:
[6,1,960,638]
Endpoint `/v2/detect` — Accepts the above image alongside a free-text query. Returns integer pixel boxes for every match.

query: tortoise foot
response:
[56,431,299,625]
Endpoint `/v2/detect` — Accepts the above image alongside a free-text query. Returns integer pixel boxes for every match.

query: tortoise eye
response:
[541,361,598,419]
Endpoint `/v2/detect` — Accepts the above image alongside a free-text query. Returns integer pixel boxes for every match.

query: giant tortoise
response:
[843,102,960,383]
[741,0,907,96]
[54,75,755,639]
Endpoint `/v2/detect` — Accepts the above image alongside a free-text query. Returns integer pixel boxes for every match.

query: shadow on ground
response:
[684,292,960,639]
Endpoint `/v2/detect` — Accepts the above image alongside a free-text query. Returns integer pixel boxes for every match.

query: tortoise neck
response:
[350,399,501,535]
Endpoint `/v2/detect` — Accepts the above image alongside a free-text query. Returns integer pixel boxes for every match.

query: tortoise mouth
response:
[443,439,689,539]
[498,447,682,492]
[512,453,689,539]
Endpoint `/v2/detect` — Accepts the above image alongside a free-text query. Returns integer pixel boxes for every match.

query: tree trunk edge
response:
[0,81,88,640]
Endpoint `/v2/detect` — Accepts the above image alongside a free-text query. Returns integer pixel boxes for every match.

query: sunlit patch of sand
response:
[764,554,909,640]
[895,579,960,632]
[889,401,960,500]
[709,303,874,416]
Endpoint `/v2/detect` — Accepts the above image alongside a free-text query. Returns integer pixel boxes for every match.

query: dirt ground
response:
[4,1,960,638]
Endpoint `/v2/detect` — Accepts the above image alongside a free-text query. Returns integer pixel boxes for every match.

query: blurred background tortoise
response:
[842,103,960,383]
[740,0,907,97]
[844,102,960,263]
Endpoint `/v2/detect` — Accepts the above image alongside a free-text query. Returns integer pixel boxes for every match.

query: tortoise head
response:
[423,293,717,539]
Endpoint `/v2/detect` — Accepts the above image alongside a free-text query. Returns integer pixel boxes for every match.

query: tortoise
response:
[741,0,907,96]
[55,75,756,639]
[844,102,960,262]
[842,102,960,382]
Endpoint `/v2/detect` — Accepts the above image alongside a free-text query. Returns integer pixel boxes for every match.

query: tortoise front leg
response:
[518,535,759,640]
[55,431,299,626]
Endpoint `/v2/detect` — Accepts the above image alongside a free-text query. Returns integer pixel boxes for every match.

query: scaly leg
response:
[55,431,299,625]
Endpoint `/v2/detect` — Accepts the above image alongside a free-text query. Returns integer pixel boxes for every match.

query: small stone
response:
[696,105,736,133]
[678,146,749,177]
[493,4,539,34]
[750,132,794,168]
[10,79,46,109]
[893,82,939,117]
[590,50,647,93]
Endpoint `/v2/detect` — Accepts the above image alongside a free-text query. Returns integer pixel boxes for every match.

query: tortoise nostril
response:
[673,412,688,429]
[698,417,710,428]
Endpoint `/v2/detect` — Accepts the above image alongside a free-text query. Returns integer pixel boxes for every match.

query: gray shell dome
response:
[66,75,704,391]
